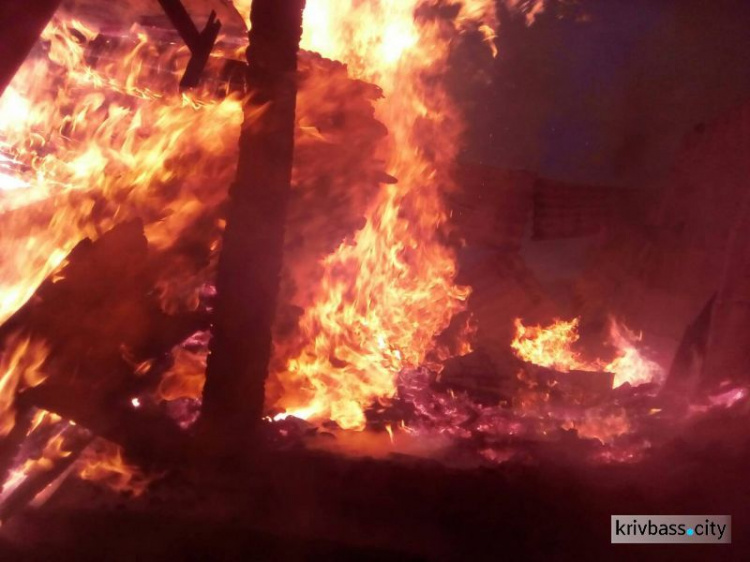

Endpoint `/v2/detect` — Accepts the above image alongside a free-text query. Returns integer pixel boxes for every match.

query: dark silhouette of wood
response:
[702,190,750,387]
[0,426,93,523]
[0,221,205,465]
[663,294,715,394]
[200,0,306,451]
[156,0,222,90]
[0,0,62,96]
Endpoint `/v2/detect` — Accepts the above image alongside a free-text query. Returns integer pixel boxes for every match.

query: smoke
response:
[459,0,750,187]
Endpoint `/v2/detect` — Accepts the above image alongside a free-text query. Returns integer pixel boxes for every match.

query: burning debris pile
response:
[0,0,748,536]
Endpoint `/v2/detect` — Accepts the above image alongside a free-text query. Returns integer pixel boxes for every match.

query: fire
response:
[506,0,547,25]
[0,13,247,496]
[562,409,630,444]
[19,433,71,475]
[0,334,49,436]
[511,317,663,388]
[0,0,541,456]
[267,0,500,429]
[156,344,208,402]
[0,17,245,325]
[0,0,737,477]
[606,321,663,388]
[0,414,76,501]
[0,432,70,501]
[511,317,588,372]
[76,439,152,497]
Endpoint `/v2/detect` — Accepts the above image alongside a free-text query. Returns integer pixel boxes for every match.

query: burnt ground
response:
[0,422,748,562]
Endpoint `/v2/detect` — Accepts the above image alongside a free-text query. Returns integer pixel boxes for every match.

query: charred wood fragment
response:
[438,351,613,407]
[0,425,93,523]
[200,0,306,451]
[0,221,204,464]
[16,387,188,465]
[156,0,202,50]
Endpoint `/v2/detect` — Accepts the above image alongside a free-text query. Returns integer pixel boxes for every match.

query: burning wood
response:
[263,0,497,430]
[201,0,307,449]
[0,421,92,523]
[511,317,663,389]
[0,2,748,548]
[0,221,202,461]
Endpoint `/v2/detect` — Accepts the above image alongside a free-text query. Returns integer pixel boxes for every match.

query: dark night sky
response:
[457,0,750,187]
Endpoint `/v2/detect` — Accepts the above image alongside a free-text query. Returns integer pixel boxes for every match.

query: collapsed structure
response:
[0,0,748,559]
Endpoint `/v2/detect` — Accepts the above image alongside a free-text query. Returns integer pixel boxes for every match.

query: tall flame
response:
[0,15,246,493]
[268,1,498,429]
[0,18,245,325]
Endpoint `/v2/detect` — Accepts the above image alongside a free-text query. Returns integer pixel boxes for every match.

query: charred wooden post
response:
[156,0,222,90]
[0,0,62,96]
[701,192,750,387]
[663,294,715,394]
[200,0,306,450]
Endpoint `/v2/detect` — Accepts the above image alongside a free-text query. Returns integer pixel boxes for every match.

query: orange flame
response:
[1,417,73,499]
[605,321,663,388]
[511,317,588,372]
[0,15,248,496]
[156,345,207,402]
[511,317,663,388]
[267,0,499,429]
[0,334,49,436]
[0,17,245,325]
[76,439,153,497]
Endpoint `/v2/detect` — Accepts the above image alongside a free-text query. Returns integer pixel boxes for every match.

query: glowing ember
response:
[562,409,630,444]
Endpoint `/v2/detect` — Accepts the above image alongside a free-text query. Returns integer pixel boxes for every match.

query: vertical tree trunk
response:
[0,0,62,96]
[200,0,306,451]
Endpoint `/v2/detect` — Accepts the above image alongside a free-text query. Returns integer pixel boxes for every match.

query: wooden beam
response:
[701,190,750,388]
[200,0,306,452]
[0,0,62,97]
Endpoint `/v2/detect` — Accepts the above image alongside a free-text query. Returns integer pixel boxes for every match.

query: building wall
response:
[609,101,750,355]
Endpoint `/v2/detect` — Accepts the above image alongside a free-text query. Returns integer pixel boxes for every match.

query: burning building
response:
[0,0,748,560]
